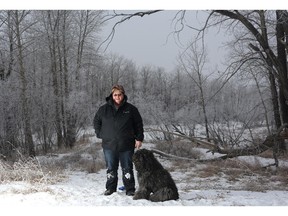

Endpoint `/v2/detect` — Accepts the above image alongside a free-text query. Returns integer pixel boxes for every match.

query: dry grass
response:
[3,132,288,194]
[197,163,222,178]
[0,157,52,184]
[77,155,106,173]
[164,143,288,192]
[155,139,204,159]
[0,133,105,184]
[270,166,288,186]
[39,142,106,174]
[242,179,266,192]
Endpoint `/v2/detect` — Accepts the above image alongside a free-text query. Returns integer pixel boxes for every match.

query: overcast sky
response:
[2,1,286,73]
[101,11,187,72]
[2,0,284,10]
[101,10,229,72]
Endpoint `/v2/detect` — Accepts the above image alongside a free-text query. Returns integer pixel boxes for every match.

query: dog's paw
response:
[133,192,149,200]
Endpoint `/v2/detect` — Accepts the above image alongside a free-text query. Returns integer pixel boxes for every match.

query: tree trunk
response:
[267,59,282,129]
[146,125,286,165]
[6,11,14,79]
[276,11,288,124]
[47,11,64,149]
[252,72,271,134]
[15,10,35,157]
[76,10,89,82]
[199,78,210,140]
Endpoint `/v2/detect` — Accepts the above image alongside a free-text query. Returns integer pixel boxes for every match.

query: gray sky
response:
[101,10,229,72]
[3,0,282,10]
[101,11,186,72]
[3,1,284,73]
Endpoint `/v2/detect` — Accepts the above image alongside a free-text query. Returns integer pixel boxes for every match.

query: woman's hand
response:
[135,140,142,149]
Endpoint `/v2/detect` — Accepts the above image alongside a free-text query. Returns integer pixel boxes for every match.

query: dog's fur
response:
[132,149,179,202]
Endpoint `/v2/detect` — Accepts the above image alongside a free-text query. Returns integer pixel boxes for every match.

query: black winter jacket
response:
[93,94,144,152]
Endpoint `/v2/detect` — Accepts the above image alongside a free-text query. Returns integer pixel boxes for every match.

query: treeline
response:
[0,10,281,160]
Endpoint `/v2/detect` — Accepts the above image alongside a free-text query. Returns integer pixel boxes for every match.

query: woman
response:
[93,84,144,196]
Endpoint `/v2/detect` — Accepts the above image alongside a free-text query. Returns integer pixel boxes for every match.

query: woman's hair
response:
[111,84,125,95]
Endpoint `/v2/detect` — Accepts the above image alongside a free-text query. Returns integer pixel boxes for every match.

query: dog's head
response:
[132,149,159,172]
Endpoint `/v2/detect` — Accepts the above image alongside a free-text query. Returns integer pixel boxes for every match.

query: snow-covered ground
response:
[1,128,288,215]
[2,164,288,207]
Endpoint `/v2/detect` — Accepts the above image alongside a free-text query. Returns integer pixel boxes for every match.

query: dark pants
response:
[103,148,135,193]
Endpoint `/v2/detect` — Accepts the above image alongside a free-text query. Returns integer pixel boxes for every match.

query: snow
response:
[1,168,288,207]
[1,129,288,215]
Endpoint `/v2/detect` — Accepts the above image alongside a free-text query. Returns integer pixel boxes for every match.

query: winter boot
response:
[122,168,135,196]
[105,170,117,195]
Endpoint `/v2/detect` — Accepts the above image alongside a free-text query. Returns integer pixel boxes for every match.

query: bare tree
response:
[75,10,104,83]
[212,10,288,128]
[44,11,64,149]
[7,11,14,80]
[178,41,211,140]
[13,10,35,157]
[249,67,271,134]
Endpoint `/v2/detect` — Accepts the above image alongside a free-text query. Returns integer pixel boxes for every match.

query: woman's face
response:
[112,90,124,105]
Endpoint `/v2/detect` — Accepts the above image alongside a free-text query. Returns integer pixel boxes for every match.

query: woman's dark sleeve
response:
[132,106,144,141]
[93,108,102,138]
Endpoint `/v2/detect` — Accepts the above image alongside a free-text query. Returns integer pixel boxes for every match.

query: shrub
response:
[0,157,49,183]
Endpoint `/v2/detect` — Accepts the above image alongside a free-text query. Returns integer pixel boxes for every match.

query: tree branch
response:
[145,123,288,162]
[98,10,162,52]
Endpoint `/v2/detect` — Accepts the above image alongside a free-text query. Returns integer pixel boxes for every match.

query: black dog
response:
[132,149,179,202]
